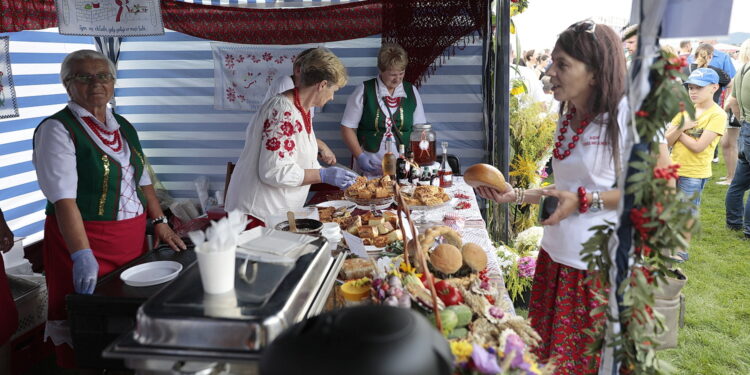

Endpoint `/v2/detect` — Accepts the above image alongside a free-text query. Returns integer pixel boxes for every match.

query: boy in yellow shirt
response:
[666,68,726,260]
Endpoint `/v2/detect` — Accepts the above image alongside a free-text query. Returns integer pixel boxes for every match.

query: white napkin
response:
[189,210,248,253]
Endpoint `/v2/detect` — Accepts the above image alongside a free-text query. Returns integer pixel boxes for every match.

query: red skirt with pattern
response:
[528,249,606,375]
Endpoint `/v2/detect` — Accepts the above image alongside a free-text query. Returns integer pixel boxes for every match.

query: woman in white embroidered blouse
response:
[225,48,356,224]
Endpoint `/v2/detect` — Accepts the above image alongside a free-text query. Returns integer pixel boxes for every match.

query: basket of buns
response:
[343,176,396,207]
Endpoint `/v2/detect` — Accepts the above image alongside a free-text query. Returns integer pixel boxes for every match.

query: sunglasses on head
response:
[66,72,115,84]
[569,20,597,41]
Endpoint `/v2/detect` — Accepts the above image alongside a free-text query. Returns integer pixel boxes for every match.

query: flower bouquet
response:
[451,329,553,375]
[497,227,542,304]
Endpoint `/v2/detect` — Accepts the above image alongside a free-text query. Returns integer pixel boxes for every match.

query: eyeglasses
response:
[569,20,597,41]
[66,73,115,84]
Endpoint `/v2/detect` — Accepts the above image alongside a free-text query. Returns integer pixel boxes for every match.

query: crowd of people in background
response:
[512,29,750,255]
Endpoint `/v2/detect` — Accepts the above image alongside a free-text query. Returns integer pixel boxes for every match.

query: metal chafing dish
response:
[104,237,345,374]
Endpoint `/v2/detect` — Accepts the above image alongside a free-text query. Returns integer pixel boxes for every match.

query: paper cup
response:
[196,247,236,294]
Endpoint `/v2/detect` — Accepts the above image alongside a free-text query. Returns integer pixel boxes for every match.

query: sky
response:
[509,0,747,52]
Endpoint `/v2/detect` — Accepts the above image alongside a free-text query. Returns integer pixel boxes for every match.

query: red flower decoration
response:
[265,137,281,151]
[283,111,291,118]
[284,139,295,152]
[280,121,294,136]
[263,119,272,131]
[278,152,285,159]
[295,120,303,133]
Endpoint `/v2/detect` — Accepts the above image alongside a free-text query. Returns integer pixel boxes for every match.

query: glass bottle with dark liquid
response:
[396,144,409,185]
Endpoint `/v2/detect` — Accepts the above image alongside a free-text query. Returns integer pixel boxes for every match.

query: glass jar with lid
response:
[410,123,436,166]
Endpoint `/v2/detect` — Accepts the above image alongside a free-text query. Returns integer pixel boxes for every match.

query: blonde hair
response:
[739,39,750,64]
[377,43,408,72]
[661,44,678,57]
[298,47,348,88]
[694,43,714,68]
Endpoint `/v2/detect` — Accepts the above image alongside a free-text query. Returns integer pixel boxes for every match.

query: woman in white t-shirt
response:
[478,21,628,374]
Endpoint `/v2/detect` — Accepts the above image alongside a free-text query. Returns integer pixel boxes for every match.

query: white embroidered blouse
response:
[224,94,320,222]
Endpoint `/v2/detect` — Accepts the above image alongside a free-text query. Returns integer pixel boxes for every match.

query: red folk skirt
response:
[528,249,606,375]
[44,213,146,368]
[0,256,19,346]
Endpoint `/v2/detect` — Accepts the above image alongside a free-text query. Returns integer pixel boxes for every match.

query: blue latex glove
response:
[319,167,359,189]
[70,249,98,294]
[356,152,382,174]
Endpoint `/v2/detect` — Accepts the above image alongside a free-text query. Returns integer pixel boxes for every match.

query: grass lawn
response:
[659,160,750,374]
[513,159,750,374]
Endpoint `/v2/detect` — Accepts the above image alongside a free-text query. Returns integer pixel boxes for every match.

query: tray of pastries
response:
[322,211,403,248]
[344,176,395,207]
[400,185,453,209]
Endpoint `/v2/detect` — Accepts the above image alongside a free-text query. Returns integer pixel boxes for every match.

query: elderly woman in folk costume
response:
[340,43,427,176]
[33,49,186,368]
[261,47,337,165]
[225,48,356,227]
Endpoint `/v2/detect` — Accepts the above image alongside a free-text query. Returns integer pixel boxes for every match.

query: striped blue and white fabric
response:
[116,31,485,198]
[0,29,94,244]
[0,5,484,244]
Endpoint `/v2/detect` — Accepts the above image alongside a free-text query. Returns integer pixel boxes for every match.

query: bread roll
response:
[429,244,463,274]
[463,164,509,193]
[461,242,488,272]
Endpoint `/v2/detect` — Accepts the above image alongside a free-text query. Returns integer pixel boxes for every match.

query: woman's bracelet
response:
[577,186,589,213]
[514,188,525,205]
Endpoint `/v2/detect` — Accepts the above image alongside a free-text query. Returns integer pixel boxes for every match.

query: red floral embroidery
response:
[278,152,285,159]
[284,139,295,152]
[294,120,303,133]
[265,137,280,151]
[283,111,291,117]
[262,52,273,61]
[280,121,294,136]
[263,119,272,131]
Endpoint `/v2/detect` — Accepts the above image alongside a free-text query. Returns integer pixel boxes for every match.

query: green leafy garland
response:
[580,50,696,374]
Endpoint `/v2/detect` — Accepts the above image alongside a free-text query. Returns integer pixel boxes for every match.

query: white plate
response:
[237,227,317,256]
[408,198,457,211]
[315,200,356,211]
[120,261,183,287]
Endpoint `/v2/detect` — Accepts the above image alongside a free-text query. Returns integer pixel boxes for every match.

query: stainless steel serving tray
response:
[128,238,333,354]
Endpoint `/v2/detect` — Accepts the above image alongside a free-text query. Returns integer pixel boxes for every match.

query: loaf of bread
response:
[463,163,510,193]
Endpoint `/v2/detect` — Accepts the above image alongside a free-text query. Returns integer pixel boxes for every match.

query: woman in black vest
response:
[32,50,185,368]
[340,43,428,175]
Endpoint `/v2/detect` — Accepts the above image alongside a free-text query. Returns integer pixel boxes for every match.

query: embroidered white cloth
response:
[55,0,165,37]
[33,101,151,220]
[225,95,320,222]
[212,45,308,112]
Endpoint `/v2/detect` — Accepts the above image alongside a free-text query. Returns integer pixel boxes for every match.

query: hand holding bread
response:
[463,164,510,193]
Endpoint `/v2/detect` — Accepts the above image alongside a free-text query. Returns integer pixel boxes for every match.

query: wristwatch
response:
[589,191,604,213]
[152,215,168,225]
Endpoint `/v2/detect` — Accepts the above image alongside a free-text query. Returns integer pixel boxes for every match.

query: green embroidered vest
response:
[356,78,417,153]
[35,107,147,221]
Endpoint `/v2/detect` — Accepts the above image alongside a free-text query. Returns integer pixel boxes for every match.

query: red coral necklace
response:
[293,87,312,134]
[82,116,123,152]
[553,106,590,160]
